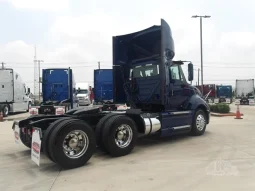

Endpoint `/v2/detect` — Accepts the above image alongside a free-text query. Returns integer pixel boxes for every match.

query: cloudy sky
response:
[0,0,255,93]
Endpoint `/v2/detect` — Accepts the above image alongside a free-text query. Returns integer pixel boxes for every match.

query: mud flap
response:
[31,128,42,166]
[14,125,20,144]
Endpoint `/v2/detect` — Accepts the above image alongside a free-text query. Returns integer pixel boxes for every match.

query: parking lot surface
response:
[1,104,255,191]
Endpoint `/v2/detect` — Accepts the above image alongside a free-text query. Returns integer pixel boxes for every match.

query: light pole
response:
[191,15,211,95]
[35,59,44,101]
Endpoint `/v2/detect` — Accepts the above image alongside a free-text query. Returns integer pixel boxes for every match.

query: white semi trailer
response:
[0,67,33,116]
[235,79,255,105]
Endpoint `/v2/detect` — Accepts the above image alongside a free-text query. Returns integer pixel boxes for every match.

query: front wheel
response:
[47,119,96,169]
[102,115,138,157]
[3,104,9,117]
[190,109,207,136]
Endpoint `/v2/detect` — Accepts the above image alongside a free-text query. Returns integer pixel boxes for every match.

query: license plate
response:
[31,128,42,166]
[14,125,20,144]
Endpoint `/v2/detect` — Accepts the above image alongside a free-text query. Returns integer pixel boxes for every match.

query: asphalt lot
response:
[1,104,255,191]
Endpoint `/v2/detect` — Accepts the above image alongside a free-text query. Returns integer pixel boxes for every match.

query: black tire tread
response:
[43,117,72,162]
[102,115,138,157]
[190,109,207,136]
[3,104,9,117]
[48,119,96,169]
[95,113,123,151]
[19,129,31,149]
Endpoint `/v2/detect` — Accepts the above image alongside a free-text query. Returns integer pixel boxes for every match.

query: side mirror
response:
[188,63,194,81]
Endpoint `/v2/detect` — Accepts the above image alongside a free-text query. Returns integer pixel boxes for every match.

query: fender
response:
[184,94,210,124]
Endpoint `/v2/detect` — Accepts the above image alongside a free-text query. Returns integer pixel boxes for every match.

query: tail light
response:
[29,107,39,115]
[55,106,65,115]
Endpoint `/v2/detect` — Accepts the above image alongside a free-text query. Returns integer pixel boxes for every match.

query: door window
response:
[170,65,180,80]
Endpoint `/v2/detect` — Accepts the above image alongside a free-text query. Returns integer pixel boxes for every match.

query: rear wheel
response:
[19,129,31,149]
[95,113,123,152]
[47,119,96,169]
[43,117,72,162]
[190,109,207,136]
[102,115,138,157]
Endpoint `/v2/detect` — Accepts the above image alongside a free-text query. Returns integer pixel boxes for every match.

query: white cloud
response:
[1,0,255,88]
[6,0,69,11]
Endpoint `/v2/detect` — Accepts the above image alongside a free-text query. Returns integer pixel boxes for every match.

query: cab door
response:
[168,64,190,110]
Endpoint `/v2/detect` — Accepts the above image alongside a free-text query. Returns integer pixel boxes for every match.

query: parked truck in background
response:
[93,69,113,104]
[29,68,77,115]
[93,69,127,110]
[195,84,216,103]
[235,79,255,105]
[12,18,210,169]
[214,85,232,104]
[0,67,33,117]
[76,82,91,106]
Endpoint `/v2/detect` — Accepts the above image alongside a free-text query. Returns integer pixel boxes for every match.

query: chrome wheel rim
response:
[196,114,206,131]
[115,124,133,148]
[62,130,89,159]
[4,106,8,116]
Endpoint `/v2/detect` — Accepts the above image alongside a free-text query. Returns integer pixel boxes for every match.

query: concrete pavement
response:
[0,104,255,191]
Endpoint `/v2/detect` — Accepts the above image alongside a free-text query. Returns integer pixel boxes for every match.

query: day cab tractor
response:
[12,19,211,169]
[214,85,232,104]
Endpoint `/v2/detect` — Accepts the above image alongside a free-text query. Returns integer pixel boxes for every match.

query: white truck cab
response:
[0,68,33,117]
[76,83,91,106]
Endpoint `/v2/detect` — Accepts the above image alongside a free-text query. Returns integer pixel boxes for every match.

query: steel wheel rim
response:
[115,124,133,148]
[62,130,89,159]
[196,114,206,131]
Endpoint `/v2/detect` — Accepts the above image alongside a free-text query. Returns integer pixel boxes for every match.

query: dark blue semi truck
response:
[13,19,210,169]
[93,69,128,110]
[29,68,77,115]
[93,69,113,103]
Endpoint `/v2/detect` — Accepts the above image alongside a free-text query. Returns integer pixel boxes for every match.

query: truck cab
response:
[113,19,210,118]
[0,68,33,116]
[29,68,77,115]
[215,85,232,104]
[76,83,91,106]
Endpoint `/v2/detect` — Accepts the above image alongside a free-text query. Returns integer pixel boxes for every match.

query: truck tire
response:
[47,119,96,169]
[19,129,31,149]
[190,109,207,136]
[95,113,123,152]
[43,117,72,162]
[3,104,9,117]
[102,115,138,157]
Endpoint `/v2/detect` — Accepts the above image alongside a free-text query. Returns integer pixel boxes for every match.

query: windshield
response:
[218,87,231,94]
[77,89,88,94]
[130,63,187,83]
[131,64,159,78]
